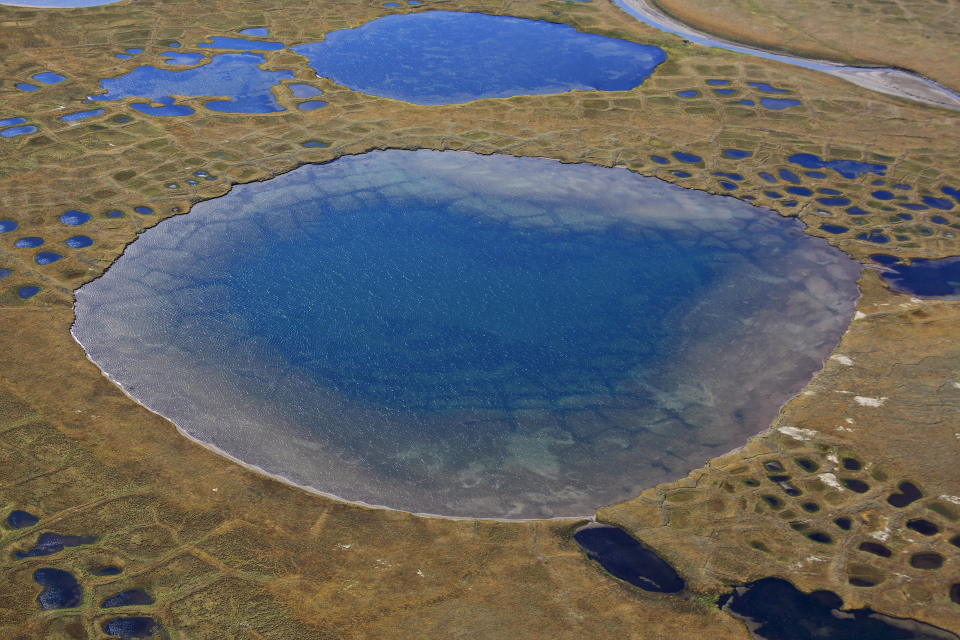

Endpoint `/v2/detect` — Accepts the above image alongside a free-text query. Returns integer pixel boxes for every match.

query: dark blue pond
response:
[15,532,94,558]
[297,100,327,110]
[707,79,729,85]
[240,27,269,36]
[101,589,155,608]
[748,82,789,93]
[873,190,895,201]
[872,255,960,299]
[288,83,323,98]
[74,150,861,518]
[715,89,734,95]
[102,617,161,639]
[719,181,737,190]
[720,577,955,640]
[7,510,39,528]
[788,153,887,179]
[677,90,698,97]
[34,568,82,610]
[672,151,701,163]
[786,186,812,197]
[93,53,294,113]
[303,140,328,148]
[758,172,776,183]
[15,84,39,91]
[723,150,751,159]
[816,197,850,206]
[760,98,801,110]
[14,237,44,249]
[820,224,848,234]
[60,109,105,122]
[1,125,37,138]
[858,231,889,244]
[922,196,954,210]
[33,72,66,84]
[291,12,666,105]
[765,191,782,198]
[573,525,684,593]
[198,36,285,51]
[107,210,124,218]
[779,169,800,183]
[60,210,91,226]
[734,99,754,106]
[161,52,206,66]
[0,117,26,127]
[651,155,669,164]
[17,287,40,299]
[66,236,94,249]
[672,171,690,177]
[0,269,10,279]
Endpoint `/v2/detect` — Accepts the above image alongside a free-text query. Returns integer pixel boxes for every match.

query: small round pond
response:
[73,150,861,518]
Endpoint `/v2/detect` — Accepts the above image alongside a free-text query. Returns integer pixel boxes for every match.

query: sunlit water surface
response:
[73,151,861,518]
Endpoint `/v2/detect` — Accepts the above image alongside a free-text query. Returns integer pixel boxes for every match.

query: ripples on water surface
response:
[73,151,861,518]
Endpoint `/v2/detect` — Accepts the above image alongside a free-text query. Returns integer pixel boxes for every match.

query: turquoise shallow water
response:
[73,151,861,518]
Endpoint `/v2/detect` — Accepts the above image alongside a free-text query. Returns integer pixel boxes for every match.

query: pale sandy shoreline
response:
[70,323,595,524]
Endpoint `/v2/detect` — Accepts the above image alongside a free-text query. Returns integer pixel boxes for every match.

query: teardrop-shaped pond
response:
[73,151,861,518]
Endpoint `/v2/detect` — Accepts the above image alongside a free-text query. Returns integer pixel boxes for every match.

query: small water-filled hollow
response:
[573,523,684,592]
[33,568,82,610]
[73,150,861,518]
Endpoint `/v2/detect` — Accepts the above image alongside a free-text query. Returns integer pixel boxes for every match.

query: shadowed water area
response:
[73,151,861,518]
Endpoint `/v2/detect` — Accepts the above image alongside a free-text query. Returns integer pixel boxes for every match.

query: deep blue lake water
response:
[73,151,861,518]
[292,11,666,104]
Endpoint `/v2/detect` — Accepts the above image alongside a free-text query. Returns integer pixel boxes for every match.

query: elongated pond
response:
[73,151,861,518]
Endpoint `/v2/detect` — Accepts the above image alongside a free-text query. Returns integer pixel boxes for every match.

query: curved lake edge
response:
[613,0,960,110]
[71,321,596,523]
[69,149,865,522]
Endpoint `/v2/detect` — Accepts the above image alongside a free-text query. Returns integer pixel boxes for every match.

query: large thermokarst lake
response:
[73,151,862,518]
